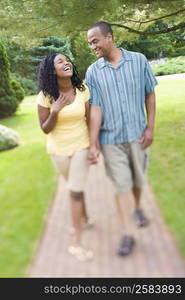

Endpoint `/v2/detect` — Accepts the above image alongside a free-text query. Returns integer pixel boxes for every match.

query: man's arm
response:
[88,105,102,164]
[140,90,156,149]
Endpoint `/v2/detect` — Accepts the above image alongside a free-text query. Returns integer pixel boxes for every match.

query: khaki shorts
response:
[51,148,89,192]
[101,141,148,195]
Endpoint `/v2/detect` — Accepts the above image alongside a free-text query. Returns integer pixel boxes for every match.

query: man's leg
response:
[130,140,149,227]
[115,193,131,233]
[101,144,135,256]
[132,186,148,227]
[132,186,142,209]
[115,192,135,256]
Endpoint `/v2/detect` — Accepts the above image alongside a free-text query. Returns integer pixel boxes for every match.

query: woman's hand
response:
[52,93,73,113]
[88,144,100,165]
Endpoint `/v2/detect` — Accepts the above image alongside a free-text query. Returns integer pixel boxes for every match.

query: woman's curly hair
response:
[37,53,85,100]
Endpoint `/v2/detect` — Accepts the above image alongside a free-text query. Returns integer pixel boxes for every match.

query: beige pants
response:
[51,148,89,192]
[101,140,148,195]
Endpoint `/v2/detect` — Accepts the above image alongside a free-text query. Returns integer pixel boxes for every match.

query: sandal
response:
[134,208,149,227]
[68,245,93,261]
[117,235,135,256]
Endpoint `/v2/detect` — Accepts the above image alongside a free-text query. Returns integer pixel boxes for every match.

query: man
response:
[85,21,157,256]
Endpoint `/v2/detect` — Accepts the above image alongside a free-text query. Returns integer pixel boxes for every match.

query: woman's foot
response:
[68,245,93,261]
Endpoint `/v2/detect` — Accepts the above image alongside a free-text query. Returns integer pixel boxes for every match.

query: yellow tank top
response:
[37,86,90,156]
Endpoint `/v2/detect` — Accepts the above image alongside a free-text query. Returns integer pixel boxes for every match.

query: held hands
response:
[138,127,154,149]
[52,93,73,113]
[88,145,100,165]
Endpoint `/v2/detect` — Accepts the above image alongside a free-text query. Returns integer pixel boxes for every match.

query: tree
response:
[0,0,184,45]
[71,33,96,78]
[120,21,185,59]
[0,41,24,118]
[0,36,33,79]
[30,36,74,81]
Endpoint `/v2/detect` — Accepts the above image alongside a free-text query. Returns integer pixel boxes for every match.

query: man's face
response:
[87,27,112,58]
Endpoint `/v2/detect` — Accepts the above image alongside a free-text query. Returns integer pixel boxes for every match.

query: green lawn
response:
[0,79,185,276]
[0,102,56,277]
[149,78,185,256]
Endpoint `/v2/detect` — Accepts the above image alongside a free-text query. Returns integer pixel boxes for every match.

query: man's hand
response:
[139,127,154,149]
[88,145,100,165]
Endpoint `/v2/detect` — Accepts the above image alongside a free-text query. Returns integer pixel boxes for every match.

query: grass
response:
[148,78,185,256]
[0,102,56,277]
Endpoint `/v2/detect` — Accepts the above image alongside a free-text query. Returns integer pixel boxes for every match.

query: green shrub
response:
[10,79,25,102]
[152,56,185,75]
[0,95,18,118]
[11,75,37,96]
[0,41,21,118]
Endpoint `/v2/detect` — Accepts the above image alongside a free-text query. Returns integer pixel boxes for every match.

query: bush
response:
[0,96,18,119]
[152,56,185,75]
[11,75,37,96]
[10,79,25,102]
[17,78,37,96]
[0,124,19,151]
[0,41,21,118]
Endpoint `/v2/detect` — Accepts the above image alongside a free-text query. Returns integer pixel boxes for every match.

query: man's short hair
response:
[88,21,113,37]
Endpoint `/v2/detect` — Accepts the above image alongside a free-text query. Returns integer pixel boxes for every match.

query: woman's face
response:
[53,54,73,78]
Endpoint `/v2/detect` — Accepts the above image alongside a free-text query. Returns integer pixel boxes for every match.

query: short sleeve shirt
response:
[85,48,158,144]
[37,86,90,156]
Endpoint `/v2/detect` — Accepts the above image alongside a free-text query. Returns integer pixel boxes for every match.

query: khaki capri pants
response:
[51,148,89,192]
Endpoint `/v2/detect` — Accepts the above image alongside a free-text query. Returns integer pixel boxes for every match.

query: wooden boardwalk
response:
[28,156,185,278]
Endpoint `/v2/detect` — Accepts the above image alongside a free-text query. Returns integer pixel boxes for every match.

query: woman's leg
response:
[69,191,85,246]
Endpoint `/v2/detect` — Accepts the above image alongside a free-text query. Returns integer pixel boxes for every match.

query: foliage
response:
[10,79,25,103]
[0,0,184,45]
[31,36,73,65]
[71,33,96,79]
[0,41,18,118]
[31,36,74,82]
[11,76,37,96]
[1,36,74,96]
[152,56,185,75]
[120,21,185,59]
[0,36,33,79]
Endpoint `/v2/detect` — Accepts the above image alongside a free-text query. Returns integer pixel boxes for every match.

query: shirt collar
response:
[97,48,133,69]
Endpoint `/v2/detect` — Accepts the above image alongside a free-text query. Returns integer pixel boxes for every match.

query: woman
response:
[37,53,93,261]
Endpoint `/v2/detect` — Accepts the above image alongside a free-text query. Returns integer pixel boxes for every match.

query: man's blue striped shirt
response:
[85,48,158,144]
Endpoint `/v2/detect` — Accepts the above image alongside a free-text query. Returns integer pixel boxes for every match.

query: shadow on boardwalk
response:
[28,156,185,278]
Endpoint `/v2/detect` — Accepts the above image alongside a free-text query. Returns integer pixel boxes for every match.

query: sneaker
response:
[117,235,135,256]
[134,208,149,227]
[68,245,93,261]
